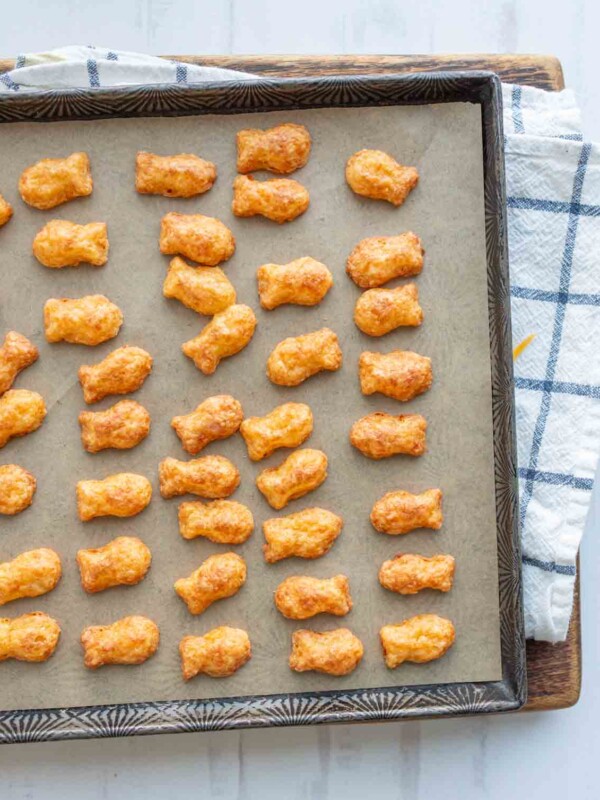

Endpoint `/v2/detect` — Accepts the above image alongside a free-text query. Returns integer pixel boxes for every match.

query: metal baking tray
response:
[0,72,525,743]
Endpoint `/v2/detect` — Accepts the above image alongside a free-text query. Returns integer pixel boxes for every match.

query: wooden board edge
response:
[168,53,566,89]
[524,559,582,711]
[0,53,564,91]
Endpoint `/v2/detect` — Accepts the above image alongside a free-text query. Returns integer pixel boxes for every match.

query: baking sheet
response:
[0,103,501,711]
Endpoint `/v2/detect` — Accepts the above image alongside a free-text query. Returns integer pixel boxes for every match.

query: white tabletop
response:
[1,3,599,798]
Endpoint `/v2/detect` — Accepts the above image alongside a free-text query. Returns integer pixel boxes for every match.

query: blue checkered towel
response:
[2,48,598,641]
[503,83,600,641]
[0,45,253,91]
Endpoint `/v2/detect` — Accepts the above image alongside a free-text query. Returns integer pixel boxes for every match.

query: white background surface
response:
[1,2,599,798]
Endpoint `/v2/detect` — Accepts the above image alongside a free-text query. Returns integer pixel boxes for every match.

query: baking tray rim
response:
[0,70,525,743]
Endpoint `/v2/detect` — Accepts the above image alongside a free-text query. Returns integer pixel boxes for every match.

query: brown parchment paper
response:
[0,102,501,712]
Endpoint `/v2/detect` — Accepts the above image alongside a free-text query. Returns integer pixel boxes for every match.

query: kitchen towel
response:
[2,47,599,641]
[503,82,600,641]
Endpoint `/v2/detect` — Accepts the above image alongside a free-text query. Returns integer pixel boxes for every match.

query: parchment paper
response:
[0,103,501,712]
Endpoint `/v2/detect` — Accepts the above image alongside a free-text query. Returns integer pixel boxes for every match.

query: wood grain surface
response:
[0,52,579,711]
[0,53,564,89]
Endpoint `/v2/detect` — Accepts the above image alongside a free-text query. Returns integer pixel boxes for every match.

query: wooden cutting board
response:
[0,52,580,712]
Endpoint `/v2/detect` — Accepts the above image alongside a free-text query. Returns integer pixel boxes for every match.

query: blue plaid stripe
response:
[518,467,594,491]
[511,286,600,306]
[176,63,188,84]
[516,377,600,399]
[0,73,19,91]
[15,55,25,69]
[522,555,576,576]
[518,143,593,536]
[87,59,100,87]
[106,51,118,61]
[507,196,600,217]
[512,85,525,133]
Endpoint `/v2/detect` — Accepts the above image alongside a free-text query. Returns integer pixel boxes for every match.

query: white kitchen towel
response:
[0,45,254,90]
[503,83,600,641]
[2,48,598,642]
